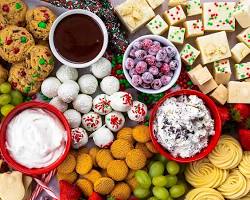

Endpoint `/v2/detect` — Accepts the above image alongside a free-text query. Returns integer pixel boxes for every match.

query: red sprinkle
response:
[5,38,13,45]
[13,48,20,54]
[2,5,9,12]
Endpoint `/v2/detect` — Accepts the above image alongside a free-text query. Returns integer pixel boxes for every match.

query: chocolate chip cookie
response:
[0,0,28,26]
[26,6,56,40]
[0,25,35,63]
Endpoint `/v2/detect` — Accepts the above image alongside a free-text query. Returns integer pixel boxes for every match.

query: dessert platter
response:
[0,0,249,200]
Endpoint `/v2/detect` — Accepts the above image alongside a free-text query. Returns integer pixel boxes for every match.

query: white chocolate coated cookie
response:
[239,151,250,179]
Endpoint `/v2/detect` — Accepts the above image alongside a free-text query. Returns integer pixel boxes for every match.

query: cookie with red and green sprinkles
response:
[8,62,42,96]
[0,25,35,63]
[0,0,28,26]
[0,14,7,31]
[26,6,56,40]
[25,45,54,81]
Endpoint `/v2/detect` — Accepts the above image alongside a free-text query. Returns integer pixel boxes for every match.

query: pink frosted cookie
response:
[92,94,112,115]
[105,111,125,132]
[127,101,148,122]
[82,112,102,132]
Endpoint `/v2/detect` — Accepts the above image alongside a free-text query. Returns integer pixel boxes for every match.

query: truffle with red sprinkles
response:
[71,127,88,149]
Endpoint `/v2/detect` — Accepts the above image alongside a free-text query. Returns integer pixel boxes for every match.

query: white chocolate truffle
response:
[71,127,88,149]
[105,111,125,132]
[100,76,120,95]
[90,126,114,148]
[82,112,102,132]
[49,96,68,112]
[64,109,81,128]
[92,94,112,115]
[41,77,61,98]
[73,94,93,114]
[58,80,79,103]
[91,57,112,79]
[110,91,133,112]
[56,65,78,82]
[78,74,98,95]
[128,101,148,122]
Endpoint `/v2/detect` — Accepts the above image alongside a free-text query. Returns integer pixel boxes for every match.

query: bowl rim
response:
[0,101,71,175]
[123,34,182,94]
[49,9,108,69]
[149,89,222,163]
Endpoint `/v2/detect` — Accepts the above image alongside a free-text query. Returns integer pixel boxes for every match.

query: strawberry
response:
[59,180,82,200]
[238,129,250,151]
[217,106,230,124]
[88,192,103,200]
[239,117,250,129]
[230,104,250,122]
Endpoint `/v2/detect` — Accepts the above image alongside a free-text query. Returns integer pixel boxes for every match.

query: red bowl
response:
[149,89,222,163]
[0,101,71,176]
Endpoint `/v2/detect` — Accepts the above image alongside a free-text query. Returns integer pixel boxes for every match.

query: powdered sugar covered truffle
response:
[41,77,61,98]
[56,65,78,82]
[71,127,88,149]
[105,111,125,132]
[92,94,112,115]
[91,57,112,79]
[50,96,68,112]
[64,109,81,128]
[78,74,98,95]
[73,94,93,114]
[90,126,114,148]
[128,101,147,122]
[82,112,102,132]
[100,76,120,95]
[110,91,133,112]
[58,80,79,103]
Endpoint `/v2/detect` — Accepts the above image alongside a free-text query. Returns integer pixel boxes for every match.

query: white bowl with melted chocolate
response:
[49,9,108,68]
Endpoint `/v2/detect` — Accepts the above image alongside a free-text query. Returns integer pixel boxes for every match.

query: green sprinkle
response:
[20,36,27,43]
[49,58,54,65]
[15,3,22,9]
[24,86,31,93]
[39,58,46,65]
[144,122,149,126]
[32,73,40,78]
[38,21,47,29]
[187,81,193,86]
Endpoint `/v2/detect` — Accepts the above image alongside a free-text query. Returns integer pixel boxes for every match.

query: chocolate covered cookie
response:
[26,6,56,40]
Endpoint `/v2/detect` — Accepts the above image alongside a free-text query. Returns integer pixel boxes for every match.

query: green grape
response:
[152,176,168,187]
[148,197,159,200]
[154,154,168,164]
[169,184,186,198]
[10,90,23,106]
[149,161,165,177]
[165,175,178,188]
[177,180,188,192]
[166,161,180,175]
[167,197,173,200]
[1,104,15,116]
[148,160,155,169]
[133,187,150,199]
[152,187,169,200]
[0,94,11,105]
[135,170,152,189]
[0,82,11,94]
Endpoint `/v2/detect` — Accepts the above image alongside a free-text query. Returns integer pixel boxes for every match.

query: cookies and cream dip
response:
[6,108,67,168]
[154,95,215,158]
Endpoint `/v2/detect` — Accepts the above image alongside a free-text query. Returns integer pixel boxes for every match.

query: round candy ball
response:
[58,80,79,103]
[73,94,93,114]
[91,57,112,79]
[92,94,112,115]
[71,127,88,149]
[127,101,147,122]
[110,92,133,112]
[82,112,102,132]
[91,126,114,148]
[78,74,98,95]
[100,76,120,95]
[56,65,78,82]
[49,96,68,112]
[105,111,125,132]
[64,109,81,128]
[41,77,61,98]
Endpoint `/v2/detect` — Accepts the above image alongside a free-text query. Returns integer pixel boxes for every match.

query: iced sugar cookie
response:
[185,158,228,188]
[217,169,250,200]
[185,188,225,200]
[0,0,28,26]
[0,25,34,63]
[208,135,243,170]
[26,6,56,40]
[239,151,250,179]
